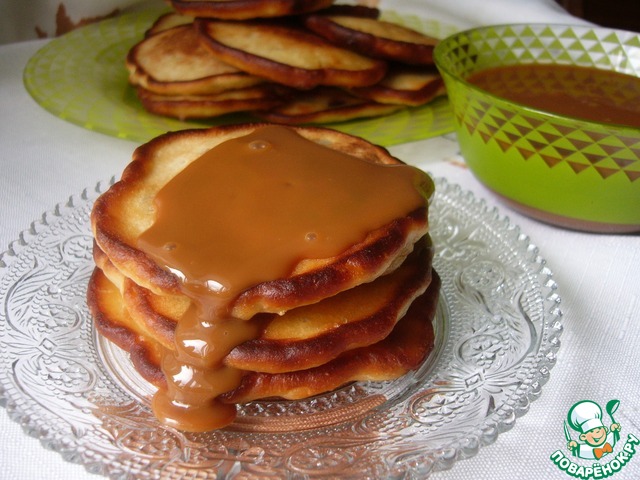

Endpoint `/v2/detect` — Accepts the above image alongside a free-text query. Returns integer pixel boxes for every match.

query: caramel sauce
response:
[137,125,428,431]
[467,64,640,128]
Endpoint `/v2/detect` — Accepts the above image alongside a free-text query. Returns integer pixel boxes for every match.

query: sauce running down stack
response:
[88,123,440,431]
[125,0,445,123]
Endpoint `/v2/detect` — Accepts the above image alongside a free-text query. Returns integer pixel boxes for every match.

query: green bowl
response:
[434,24,640,233]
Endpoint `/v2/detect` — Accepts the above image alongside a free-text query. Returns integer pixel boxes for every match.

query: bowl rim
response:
[433,23,640,132]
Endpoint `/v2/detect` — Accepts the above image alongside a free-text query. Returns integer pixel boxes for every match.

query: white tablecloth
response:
[2,1,639,479]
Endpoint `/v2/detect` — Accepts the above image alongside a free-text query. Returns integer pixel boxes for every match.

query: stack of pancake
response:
[125,0,445,123]
[87,123,440,431]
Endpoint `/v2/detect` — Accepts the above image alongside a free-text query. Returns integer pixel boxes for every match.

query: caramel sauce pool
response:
[136,125,429,431]
[467,64,640,128]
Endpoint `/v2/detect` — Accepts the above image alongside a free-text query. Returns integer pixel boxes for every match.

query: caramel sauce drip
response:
[137,125,428,431]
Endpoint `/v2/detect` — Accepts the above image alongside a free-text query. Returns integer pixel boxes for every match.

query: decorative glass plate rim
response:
[22,5,456,147]
[0,177,563,479]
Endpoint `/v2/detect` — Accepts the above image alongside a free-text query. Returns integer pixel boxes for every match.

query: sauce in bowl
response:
[466,64,640,128]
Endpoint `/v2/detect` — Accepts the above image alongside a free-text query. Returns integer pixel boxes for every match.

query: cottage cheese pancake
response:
[304,13,439,65]
[87,265,440,405]
[91,124,432,310]
[170,0,335,20]
[90,123,435,431]
[126,24,266,96]
[126,3,445,123]
[195,19,387,89]
[91,236,433,374]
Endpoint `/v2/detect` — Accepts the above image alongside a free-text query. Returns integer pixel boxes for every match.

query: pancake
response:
[134,85,287,120]
[194,19,388,89]
[254,86,403,124]
[226,237,433,373]
[222,271,440,402]
[87,263,440,402]
[93,241,125,290]
[127,5,445,125]
[304,13,439,65]
[91,124,433,320]
[170,0,335,20]
[127,24,266,96]
[90,122,435,431]
[95,242,188,353]
[351,66,446,107]
[145,12,194,36]
[87,267,165,387]
[95,242,189,351]
[93,235,433,373]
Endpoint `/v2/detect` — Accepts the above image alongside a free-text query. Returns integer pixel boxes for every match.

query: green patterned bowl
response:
[434,24,640,233]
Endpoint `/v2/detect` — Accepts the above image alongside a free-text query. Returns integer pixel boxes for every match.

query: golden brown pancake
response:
[222,271,440,403]
[128,6,445,125]
[254,86,403,124]
[134,85,287,120]
[145,12,194,37]
[90,123,436,430]
[351,66,446,107]
[93,241,125,290]
[304,14,439,65]
[87,267,165,387]
[93,236,433,373]
[127,24,266,96]
[194,19,388,89]
[226,238,433,373]
[91,124,433,320]
[170,0,335,20]
[87,263,440,402]
[95,242,186,351]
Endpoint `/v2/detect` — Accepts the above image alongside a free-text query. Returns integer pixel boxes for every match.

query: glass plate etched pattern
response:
[0,178,562,479]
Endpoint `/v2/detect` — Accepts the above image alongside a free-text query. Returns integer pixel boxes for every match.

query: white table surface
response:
[1,1,639,479]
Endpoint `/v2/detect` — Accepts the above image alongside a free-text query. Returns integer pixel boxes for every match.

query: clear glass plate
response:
[22,6,456,147]
[0,177,562,479]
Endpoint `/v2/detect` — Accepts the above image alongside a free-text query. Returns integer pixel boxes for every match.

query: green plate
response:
[23,6,456,146]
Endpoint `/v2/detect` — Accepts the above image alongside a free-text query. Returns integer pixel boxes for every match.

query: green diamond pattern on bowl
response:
[457,94,640,182]
[445,25,640,78]
[435,24,640,232]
